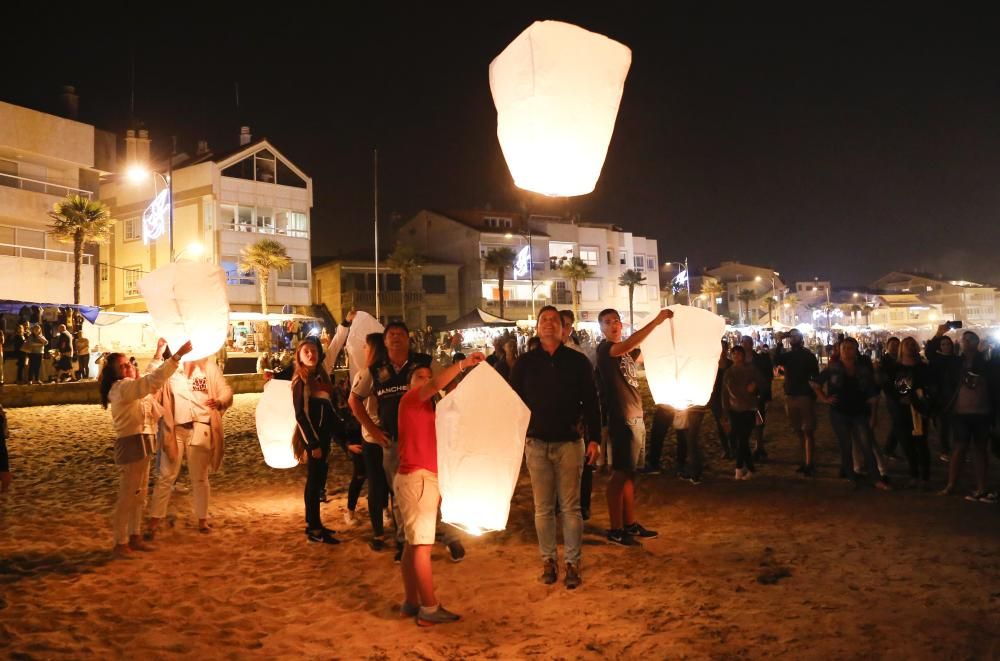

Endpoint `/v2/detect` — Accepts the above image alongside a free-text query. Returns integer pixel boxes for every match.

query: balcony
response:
[0,172,93,199]
[220,221,309,239]
[0,241,93,264]
[341,290,424,309]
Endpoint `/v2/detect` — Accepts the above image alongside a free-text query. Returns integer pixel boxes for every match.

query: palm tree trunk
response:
[260,270,269,315]
[497,268,506,319]
[73,232,84,306]
[400,272,407,323]
[571,279,579,323]
[628,285,635,330]
[768,303,773,326]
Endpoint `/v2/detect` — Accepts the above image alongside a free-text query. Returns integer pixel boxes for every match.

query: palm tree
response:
[559,257,595,324]
[761,296,779,326]
[48,195,116,307]
[618,269,647,330]
[862,303,874,326]
[849,304,863,326]
[483,247,517,319]
[387,243,422,324]
[700,279,724,314]
[821,301,836,331]
[240,238,292,317]
[736,288,756,325]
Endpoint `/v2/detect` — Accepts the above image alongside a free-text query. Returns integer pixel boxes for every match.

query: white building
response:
[99,128,313,313]
[396,209,661,325]
[870,271,997,328]
[0,99,115,306]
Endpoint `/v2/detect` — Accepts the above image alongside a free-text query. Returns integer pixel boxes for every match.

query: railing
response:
[0,241,94,264]
[0,172,93,199]
[220,221,309,239]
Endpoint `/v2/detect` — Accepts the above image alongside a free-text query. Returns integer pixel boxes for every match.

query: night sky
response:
[4,4,999,286]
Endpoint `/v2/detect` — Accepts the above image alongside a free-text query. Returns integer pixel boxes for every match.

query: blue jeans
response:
[830,410,886,479]
[524,438,584,565]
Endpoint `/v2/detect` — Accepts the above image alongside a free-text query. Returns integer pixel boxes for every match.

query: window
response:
[646,257,655,271]
[18,228,45,260]
[219,204,236,229]
[221,255,255,285]
[221,204,308,238]
[548,241,575,270]
[580,246,599,267]
[287,211,308,237]
[0,159,17,188]
[255,150,276,183]
[221,156,253,181]
[422,274,446,294]
[634,254,645,271]
[256,207,275,232]
[484,216,512,230]
[607,249,612,265]
[237,206,253,231]
[385,273,401,292]
[124,266,142,297]
[277,260,309,288]
[100,263,109,282]
[619,249,627,265]
[275,160,307,188]
[122,216,140,242]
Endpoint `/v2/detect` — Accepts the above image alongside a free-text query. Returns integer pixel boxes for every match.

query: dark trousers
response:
[651,406,706,477]
[730,410,756,471]
[16,352,26,383]
[711,400,731,456]
[362,442,389,536]
[77,355,90,379]
[884,397,902,455]
[892,407,930,481]
[304,452,329,531]
[934,414,953,454]
[347,451,366,511]
[580,463,594,515]
[27,354,41,382]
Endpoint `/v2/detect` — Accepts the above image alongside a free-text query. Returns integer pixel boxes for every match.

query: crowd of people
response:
[6,303,995,629]
[1,314,92,385]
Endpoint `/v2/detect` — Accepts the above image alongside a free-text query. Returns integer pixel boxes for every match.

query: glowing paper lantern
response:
[344,311,385,380]
[138,262,230,361]
[489,20,632,197]
[436,363,530,534]
[640,305,726,409]
[255,379,299,469]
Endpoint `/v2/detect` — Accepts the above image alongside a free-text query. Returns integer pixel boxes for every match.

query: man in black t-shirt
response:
[775,329,820,475]
[596,307,672,547]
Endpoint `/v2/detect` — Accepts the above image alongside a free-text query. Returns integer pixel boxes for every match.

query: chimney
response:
[239,126,252,145]
[136,129,151,164]
[58,85,79,120]
[125,129,137,163]
[196,139,209,155]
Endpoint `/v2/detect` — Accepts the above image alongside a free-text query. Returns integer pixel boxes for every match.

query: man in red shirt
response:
[395,350,485,627]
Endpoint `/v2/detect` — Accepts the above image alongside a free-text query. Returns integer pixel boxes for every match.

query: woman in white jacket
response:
[100,339,192,558]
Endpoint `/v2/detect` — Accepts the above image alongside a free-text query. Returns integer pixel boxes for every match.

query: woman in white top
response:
[100,338,192,559]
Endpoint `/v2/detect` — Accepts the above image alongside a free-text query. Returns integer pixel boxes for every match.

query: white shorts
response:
[393,469,440,545]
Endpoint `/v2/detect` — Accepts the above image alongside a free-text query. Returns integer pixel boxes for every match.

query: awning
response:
[0,299,101,324]
[439,308,517,331]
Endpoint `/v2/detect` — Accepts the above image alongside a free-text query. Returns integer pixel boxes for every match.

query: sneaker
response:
[625,522,658,539]
[607,529,641,547]
[752,448,768,462]
[677,470,691,481]
[416,605,461,627]
[400,602,419,618]
[639,466,662,476]
[540,558,558,584]
[369,537,387,552]
[343,510,359,527]
[564,562,582,590]
[938,453,951,463]
[447,540,466,563]
[687,475,703,486]
[394,543,404,564]
[965,491,999,504]
[581,507,591,521]
[307,529,340,544]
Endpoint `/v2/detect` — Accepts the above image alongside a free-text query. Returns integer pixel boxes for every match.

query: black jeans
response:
[16,352,25,383]
[305,451,329,531]
[711,400,731,456]
[934,414,953,454]
[27,354,42,382]
[730,410,756,471]
[651,406,705,477]
[77,355,90,379]
[362,442,389,536]
[892,407,930,481]
[884,397,902,455]
[347,451,366,511]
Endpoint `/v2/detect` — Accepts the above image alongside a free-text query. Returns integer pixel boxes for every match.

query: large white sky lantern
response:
[436,363,530,535]
[345,311,384,379]
[641,305,726,410]
[138,262,230,362]
[255,379,299,469]
[489,20,632,197]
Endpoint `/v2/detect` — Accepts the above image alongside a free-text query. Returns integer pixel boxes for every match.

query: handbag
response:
[115,434,155,465]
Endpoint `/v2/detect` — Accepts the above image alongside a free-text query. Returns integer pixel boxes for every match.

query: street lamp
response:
[126,136,177,261]
[663,259,690,303]
[174,241,204,261]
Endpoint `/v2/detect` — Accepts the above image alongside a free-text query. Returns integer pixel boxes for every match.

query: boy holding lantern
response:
[395,351,486,626]
[596,307,672,546]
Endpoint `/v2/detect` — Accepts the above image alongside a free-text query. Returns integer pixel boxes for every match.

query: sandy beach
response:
[2,389,999,660]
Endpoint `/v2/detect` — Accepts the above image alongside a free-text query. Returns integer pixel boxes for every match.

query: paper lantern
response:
[137,262,230,362]
[436,363,530,534]
[489,20,632,197]
[345,311,384,381]
[254,379,299,469]
[640,306,726,409]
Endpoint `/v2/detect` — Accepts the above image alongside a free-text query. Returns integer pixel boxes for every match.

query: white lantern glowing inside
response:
[345,311,385,380]
[489,20,632,197]
[137,262,230,362]
[640,305,726,410]
[436,363,530,534]
[255,379,299,469]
